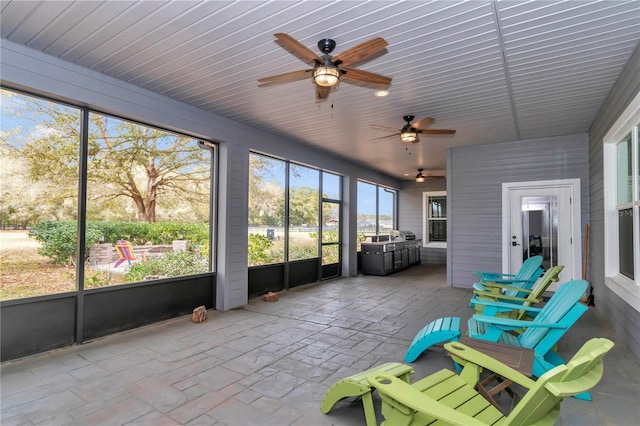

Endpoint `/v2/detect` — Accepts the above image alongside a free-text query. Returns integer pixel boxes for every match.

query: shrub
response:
[28,221,103,266]
[27,220,209,265]
[124,250,208,282]
[248,233,274,266]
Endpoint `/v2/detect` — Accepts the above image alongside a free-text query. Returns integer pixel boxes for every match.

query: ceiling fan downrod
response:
[318,38,336,55]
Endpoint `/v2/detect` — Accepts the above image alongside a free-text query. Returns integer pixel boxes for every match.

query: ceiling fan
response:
[257,33,392,100]
[374,115,456,143]
[415,169,445,183]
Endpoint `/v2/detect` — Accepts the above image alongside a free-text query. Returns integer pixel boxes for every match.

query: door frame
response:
[502,178,582,282]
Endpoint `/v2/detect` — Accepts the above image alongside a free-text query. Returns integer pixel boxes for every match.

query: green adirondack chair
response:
[320,362,415,426]
[368,338,613,426]
[473,255,544,299]
[470,265,564,319]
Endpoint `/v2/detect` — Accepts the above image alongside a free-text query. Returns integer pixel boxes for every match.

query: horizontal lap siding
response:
[587,44,640,361]
[449,134,589,289]
[399,180,446,264]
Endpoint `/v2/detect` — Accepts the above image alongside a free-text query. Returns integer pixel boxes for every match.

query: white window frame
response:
[423,191,447,248]
[603,91,640,312]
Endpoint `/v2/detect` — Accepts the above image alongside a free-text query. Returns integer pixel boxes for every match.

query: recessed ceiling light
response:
[374,90,389,97]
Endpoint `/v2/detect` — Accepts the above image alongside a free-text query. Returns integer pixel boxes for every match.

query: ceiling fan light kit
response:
[313,66,340,87]
[400,130,418,143]
[415,169,427,183]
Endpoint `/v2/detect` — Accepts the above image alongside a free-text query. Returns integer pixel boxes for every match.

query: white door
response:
[502,180,581,290]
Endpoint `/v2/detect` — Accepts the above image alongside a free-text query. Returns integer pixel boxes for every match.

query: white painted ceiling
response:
[1,0,639,180]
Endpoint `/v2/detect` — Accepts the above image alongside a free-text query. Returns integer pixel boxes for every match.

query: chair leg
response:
[361,392,378,426]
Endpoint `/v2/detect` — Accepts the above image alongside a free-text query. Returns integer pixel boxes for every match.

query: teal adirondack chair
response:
[466,279,592,399]
[367,338,613,426]
[470,265,564,319]
[403,265,563,364]
[473,255,544,299]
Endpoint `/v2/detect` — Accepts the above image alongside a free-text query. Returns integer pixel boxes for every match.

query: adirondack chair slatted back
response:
[502,256,544,298]
[521,265,564,309]
[476,256,544,298]
[116,240,136,260]
[478,255,542,281]
[507,338,614,425]
[518,280,588,350]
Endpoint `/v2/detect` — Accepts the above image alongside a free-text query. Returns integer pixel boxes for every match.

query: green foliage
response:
[288,243,318,261]
[84,271,113,288]
[28,221,103,265]
[27,220,209,265]
[248,233,274,266]
[309,230,339,243]
[96,221,208,246]
[322,245,340,264]
[286,187,319,226]
[124,250,207,282]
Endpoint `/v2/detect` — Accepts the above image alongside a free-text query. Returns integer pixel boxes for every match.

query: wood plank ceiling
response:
[1,0,639,179]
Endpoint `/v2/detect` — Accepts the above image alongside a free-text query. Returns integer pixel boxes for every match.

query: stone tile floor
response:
[1,264,639,425]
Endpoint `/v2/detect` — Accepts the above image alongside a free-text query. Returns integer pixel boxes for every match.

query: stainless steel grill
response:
[390,230,416,241]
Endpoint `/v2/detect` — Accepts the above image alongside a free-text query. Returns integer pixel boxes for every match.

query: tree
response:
[248,154,285,226]
[1,89,210,223]
[287,186,319,226]
[85,117,210,222]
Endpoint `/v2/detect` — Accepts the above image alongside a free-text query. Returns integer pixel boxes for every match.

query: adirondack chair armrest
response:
[472,314,567,330]
[472,291,536,304]
[490,284,534,294]
[367,373,486,426]
[474,271,517,279]
[444,342,536,389]
[469,299,543,312]
[482,277,538,285]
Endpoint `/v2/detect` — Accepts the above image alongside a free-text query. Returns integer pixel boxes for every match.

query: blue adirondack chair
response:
[404,256,546,364]
[470,265,564,318]
[466,279,591,399]
[473,255,544,299]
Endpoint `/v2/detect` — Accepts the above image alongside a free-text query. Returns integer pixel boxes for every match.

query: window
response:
[0,87,215,300]
[604,91,640,311]
[356,181,397,250]
[0,88,80,299]
[289,163,319,261]
[423,191,447,248]
[247,153,342,266]
[248,153,286,265]
[85,112,212,287]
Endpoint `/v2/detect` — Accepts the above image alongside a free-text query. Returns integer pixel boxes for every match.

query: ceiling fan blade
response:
[333,37,388,66]
[274,33,321,65]
[371,124,400,132]
[342,68,392,86]
[258,69,311,85]
[424,174,445,179]
[418,129,456,135]
[412,117,435,129]
[316,85,330,100]
[372,133,400,140]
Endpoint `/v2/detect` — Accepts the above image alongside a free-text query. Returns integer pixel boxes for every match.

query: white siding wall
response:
[1,40,401,310]
[588,44,640,361]
[448,134,589,289]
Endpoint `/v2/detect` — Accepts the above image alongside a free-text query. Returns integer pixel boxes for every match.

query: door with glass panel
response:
[321,172,342,279]
[503,180,581,290]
